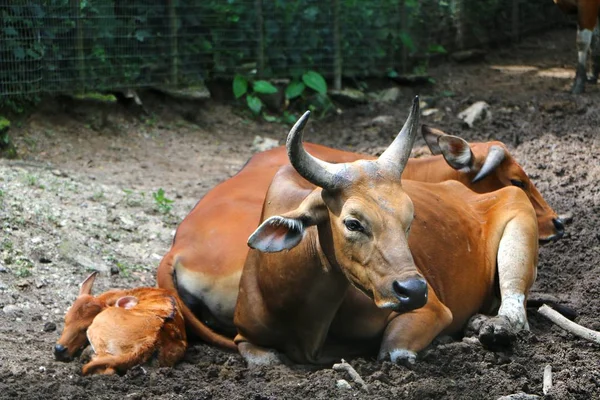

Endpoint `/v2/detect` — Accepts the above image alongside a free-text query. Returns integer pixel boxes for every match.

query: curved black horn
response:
[471,145,506,183]
[377,96,420,177]
[286,111,344,190]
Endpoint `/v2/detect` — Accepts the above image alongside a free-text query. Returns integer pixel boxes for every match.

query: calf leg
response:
[590,19,600,83]
[479,213,538,347]
[236,338,282,367]
[573,27,592,93]
[378,288,453,365]
[82,337,157,375]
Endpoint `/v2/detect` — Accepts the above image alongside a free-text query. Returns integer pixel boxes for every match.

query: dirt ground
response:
[0,28,599,399]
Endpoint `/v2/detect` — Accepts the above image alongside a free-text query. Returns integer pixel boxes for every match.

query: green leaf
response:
[135,29,150,42]
[233,75,248,99]
[428,44,447,54]
[253,80,278,94]
[262,113,279,122]
[246,95,262,115]
[13,47,25,61]
[285,81,305,99]
[3,27,18,36]
[302,71,327,95]
[399,32,415,52]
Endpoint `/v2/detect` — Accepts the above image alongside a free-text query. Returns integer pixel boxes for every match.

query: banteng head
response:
[248,97,427,313]
[54,272,104,361]
[422,126,564,243]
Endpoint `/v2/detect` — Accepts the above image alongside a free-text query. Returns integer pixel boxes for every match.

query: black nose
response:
[54,344,68,359]
[392,277,428,311]
[552,218,565,236]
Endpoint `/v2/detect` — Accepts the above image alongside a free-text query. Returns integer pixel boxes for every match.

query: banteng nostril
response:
[552,218,565,233]
[392,277,428,311]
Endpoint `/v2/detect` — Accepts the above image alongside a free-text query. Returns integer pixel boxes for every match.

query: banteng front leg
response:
[589,20,600,84]
[378,287,452,365]
[479,211,538,348]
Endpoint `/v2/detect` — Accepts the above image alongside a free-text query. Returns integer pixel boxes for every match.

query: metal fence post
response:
[71,0,85,91]
[256,0,265,78]
[168,0,179,86]
[512,0,520,43]
[333,0,342,90]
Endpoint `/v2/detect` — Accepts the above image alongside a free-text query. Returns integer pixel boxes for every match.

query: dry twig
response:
[332,359,368,392]
[538,304,600,345]
[543,364,552,395]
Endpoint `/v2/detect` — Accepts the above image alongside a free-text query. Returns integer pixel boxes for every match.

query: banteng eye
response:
[344,218,364,233]
[511,179,525,189]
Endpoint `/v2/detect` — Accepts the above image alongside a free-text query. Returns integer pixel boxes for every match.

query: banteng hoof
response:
[478,315,517,348]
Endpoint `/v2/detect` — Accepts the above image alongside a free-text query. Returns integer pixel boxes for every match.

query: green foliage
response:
[152,188,174,214]
[301,71,327,95]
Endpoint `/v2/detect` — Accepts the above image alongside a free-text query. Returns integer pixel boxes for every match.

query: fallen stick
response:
[538,304,600,345]
[543,364,552,395]
[333,359,368,392]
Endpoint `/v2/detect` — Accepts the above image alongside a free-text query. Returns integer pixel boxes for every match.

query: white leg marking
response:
[497,293,529,331]
[577,29,593,65]
[389,349,417,364]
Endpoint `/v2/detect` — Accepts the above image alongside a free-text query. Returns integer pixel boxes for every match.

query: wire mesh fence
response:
[0,0,569,99]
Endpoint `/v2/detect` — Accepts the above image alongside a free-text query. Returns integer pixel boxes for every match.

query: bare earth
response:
[0,28,599,400]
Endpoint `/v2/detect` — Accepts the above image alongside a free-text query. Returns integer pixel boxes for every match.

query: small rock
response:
[457,101,492,128]
[496,393,541,400]
[74,255,109,273]
[118,215,136,231]
[0,262,7,273]
[43,321,57,332]
[34,279,46,289]
[51,169,68,178]
[251,136,280,153]
[422,108,439,117]
[361,115,394,128]
[329,89,368,106]
[375,87,401,103]
[451,49,487,63]
[336,379,352,390]
[30,237,43,245]
[39,366,46,373]
[3,304,22,317]
[110,265,120,276]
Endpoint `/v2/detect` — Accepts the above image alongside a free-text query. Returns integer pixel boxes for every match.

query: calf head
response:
[249,97,427,313]
[54,272,103,361]
[422,126,563,243]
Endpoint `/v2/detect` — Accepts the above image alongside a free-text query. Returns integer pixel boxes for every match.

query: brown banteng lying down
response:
[55,272,187,375]
[157,112,562,349]
[233,99,539,365]
[554,0,600,93]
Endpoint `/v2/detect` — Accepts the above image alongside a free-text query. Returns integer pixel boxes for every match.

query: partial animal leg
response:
[378,288,453,365]
[479,211,538,348]
[573,27,592,93]
[589,19,600,83]
[236,339,282,367]
[82,342,156,375]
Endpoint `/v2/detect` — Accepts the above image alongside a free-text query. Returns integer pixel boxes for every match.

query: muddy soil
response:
[0,28,599,400]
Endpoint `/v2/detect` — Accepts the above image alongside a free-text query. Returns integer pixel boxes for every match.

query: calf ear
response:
[79,271,98,296]
[116,296,139,309]
[437,135,474,171]
[421,125,445,155]
[248,190,327,253]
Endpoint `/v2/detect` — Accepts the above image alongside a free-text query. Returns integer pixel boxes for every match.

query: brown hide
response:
[234,166,538,363]
[157,131,558,345]
[55,276,186,375]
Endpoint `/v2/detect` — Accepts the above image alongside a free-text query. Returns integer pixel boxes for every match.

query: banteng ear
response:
[116,296,139,309]
[421,125,445,155]
[79,271,98,296]
[248,190,327,253]
[437,135,474,171]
